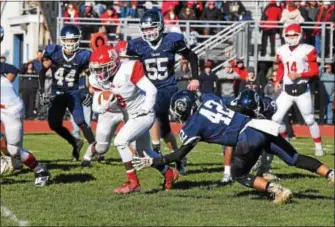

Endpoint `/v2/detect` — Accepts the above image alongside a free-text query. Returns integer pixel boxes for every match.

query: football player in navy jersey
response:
[221,90,280,184]
[39,24,95,161]
[133,90,334,204]
[126,10,199,174]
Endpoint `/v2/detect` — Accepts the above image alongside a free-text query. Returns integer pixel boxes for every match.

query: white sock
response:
[315,143,323,150]
[33,163,43,173]
[152,140,160,145]
[224,166,231,175]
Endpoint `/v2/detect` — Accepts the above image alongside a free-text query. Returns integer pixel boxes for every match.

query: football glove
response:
[39,91,50,106]
[132,153,153,171]
[82,93,92,107]
[130,108,150,119]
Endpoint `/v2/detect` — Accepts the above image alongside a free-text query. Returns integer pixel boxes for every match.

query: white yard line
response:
[1,204,30,226]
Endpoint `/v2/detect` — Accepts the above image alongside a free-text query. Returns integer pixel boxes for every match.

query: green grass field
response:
[1,134,334,226]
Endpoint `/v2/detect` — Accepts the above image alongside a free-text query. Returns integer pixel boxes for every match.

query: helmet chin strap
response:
[289,44,299,51]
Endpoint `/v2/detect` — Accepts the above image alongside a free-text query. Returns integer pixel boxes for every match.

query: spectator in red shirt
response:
[232,58,247,80]
[260,1,282,56]
[313,1,334,57]
[63,3,79,23]
[100,6,120,39]
[161,1,180,17]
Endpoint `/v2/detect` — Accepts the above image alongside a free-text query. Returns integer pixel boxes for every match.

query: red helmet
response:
[89,45,120,83]
[114,40,129,58]
[284,23,302,46]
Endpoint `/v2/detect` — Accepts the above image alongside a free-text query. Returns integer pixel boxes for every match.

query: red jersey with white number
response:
[89,60,148,114]
[276,43,317,85]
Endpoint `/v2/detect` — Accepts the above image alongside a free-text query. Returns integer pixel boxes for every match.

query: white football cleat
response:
[328,170,334,184]
[268,183,292,204]
[0,156,14,175]
[314,147,325,157]
[220,174,233,185]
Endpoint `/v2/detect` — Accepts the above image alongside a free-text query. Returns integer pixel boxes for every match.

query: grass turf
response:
[1,134,334,226]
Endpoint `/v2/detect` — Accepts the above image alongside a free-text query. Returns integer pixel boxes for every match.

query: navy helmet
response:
[0,25,4,43]
[60,24,81,52]
[139,10,164,42]
[261,96,277,120]
[170,90,199,122]
[231,89,261,117]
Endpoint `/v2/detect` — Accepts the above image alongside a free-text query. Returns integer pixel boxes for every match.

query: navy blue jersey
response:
[0,62,19,76]
[127,32,187,89]
[179,93,250,146]
[43,44,91,92]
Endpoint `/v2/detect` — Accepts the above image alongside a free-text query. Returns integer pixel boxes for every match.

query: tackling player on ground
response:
[272,23,324,156]
[126,10,200,174]
[133,90,334,204]
[38,24,95,161]
[0,26,50,185]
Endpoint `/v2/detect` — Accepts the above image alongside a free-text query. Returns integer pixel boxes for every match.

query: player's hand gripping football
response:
[132,153,153,171]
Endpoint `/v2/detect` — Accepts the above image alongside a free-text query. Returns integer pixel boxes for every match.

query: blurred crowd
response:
[61,0,253,42]
[260,0,335,57]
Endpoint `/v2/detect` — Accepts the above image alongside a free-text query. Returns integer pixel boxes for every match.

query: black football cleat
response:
[72,139,84,161]
[34,167,51,186]
[81,159,92,167]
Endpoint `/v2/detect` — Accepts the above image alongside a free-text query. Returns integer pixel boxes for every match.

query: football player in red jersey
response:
[272,24,324,156]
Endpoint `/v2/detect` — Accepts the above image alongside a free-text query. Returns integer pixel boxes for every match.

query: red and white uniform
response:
[272,40,323,153]
[0,76,24,148]
[273,43,318,126]
[89,59,158,162]
[90,60,156,117]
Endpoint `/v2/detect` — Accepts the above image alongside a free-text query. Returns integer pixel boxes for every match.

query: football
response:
[98,90,114,105]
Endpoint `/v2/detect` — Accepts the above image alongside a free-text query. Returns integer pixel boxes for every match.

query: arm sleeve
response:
[275,54,284,83]
[131,61,157,112]
[179,48,199,80]
[126,40,138,56]
[300,48,319,78]
[92,91,105,114]
[152,143,196,166]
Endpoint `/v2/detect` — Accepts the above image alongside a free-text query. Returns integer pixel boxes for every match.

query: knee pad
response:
[7,144,20,157]
[304,114,315,126]
[234,174,257,188]
[294,154,322,173]
[95,142,109,155]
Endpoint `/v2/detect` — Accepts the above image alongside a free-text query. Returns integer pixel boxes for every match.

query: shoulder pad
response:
[165,32,185,42]
[43,44,60,59]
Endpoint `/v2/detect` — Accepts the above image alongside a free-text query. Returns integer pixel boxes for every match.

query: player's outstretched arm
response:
[132,143,196,170]
[179,48,199,91]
